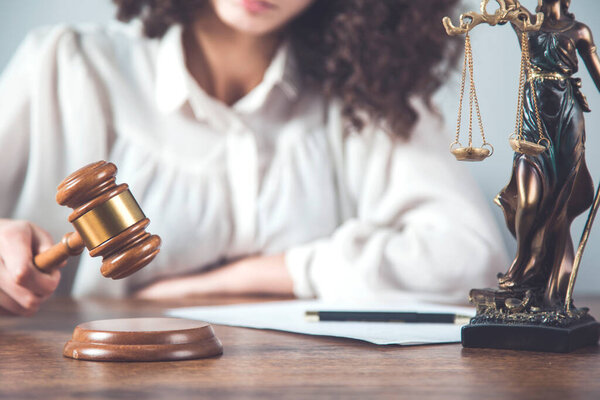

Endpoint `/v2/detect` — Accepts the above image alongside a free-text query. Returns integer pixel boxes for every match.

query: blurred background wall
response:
[1,0,600,295]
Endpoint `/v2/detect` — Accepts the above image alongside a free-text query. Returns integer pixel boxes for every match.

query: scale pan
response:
[509,138,547,156]
[451,146,490,162]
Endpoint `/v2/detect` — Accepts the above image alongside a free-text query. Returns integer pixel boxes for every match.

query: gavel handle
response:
[34,232,85,273]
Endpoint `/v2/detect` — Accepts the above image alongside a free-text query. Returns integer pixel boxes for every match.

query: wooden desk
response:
[1,297,600,399]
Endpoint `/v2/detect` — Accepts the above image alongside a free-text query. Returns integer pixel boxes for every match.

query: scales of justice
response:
[443,0,600,352]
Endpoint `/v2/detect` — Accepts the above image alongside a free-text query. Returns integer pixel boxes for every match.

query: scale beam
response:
[443,0,543,36]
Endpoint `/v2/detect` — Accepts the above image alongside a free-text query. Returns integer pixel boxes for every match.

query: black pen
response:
[305,310,472,324]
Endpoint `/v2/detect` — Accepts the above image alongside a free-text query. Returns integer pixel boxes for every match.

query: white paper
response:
[166,300,476,345]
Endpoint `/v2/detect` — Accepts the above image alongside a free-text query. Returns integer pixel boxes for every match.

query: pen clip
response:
[305,311,320,322]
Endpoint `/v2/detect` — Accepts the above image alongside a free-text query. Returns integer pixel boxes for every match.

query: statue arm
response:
[504,0,534,19]
[503,0,534,38]
[577,24,600,93]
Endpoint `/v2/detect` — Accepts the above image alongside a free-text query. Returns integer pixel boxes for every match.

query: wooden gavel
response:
[34,161,161,279]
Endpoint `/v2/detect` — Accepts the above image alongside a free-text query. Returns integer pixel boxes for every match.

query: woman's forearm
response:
[135,254,294,299]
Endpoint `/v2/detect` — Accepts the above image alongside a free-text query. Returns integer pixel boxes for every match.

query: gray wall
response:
[1,0,600,295]
[0,0,115,68]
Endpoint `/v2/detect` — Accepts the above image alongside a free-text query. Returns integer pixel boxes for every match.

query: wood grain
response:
[1,296,600,399]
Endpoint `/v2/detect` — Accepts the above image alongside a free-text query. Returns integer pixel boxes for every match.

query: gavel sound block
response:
[39,161,222,361]
[63,318,223,362]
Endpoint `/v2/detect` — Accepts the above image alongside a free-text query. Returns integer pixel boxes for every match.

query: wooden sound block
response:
[63,318,223,362]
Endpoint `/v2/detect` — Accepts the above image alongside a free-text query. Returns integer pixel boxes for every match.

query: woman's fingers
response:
[0,257,52,314]
[0,220,61,316]
[0,288,37,316]
[0,221,61,297]
[30,222,55,254]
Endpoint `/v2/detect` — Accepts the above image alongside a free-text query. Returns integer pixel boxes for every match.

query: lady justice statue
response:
[497,0,600,309]
[444,0,600,352]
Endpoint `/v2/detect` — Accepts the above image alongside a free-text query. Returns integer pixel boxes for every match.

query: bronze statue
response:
[444,0,600,352]
[497,0,600,308]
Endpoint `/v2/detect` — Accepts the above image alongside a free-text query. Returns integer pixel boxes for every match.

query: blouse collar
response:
[154,25,301,119]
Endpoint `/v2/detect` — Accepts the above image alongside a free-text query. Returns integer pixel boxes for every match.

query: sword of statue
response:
[565,184,600,313]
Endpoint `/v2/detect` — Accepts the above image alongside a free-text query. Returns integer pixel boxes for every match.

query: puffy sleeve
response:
[0,26,110,234]
[0,28,35,217]
[284,101,507,302]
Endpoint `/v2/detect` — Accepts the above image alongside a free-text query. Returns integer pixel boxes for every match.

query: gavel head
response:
[57,161,161,279]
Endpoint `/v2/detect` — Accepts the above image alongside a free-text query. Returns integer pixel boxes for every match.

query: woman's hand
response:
[505,0,534,21]
[135,254,294,300]
[0,220,61,316]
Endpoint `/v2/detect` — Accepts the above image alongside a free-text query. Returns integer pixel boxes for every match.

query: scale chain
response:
[515,31,547,146]
[454,34,469,146]
[451,32,491,160]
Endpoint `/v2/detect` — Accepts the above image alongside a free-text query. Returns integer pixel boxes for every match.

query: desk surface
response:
[1,296,600,400]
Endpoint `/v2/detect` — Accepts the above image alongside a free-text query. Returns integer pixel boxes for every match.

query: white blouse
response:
[0,21,507,301]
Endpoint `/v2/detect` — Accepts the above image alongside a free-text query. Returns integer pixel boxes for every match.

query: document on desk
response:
[166,300,475,345]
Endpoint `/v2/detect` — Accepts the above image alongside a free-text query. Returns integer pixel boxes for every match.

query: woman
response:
[498,0,600,306]
[0,0,505,316]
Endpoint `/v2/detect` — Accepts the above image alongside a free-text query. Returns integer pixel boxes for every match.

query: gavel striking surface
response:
[63,318,223,361]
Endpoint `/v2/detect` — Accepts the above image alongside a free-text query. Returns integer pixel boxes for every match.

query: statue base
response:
[462,320,599,353]
[462,288,600,353]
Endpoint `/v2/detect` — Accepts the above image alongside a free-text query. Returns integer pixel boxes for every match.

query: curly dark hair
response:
[113,0,460,138]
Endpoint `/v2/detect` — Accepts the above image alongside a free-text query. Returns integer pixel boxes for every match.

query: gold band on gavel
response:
[72,190,146,249]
